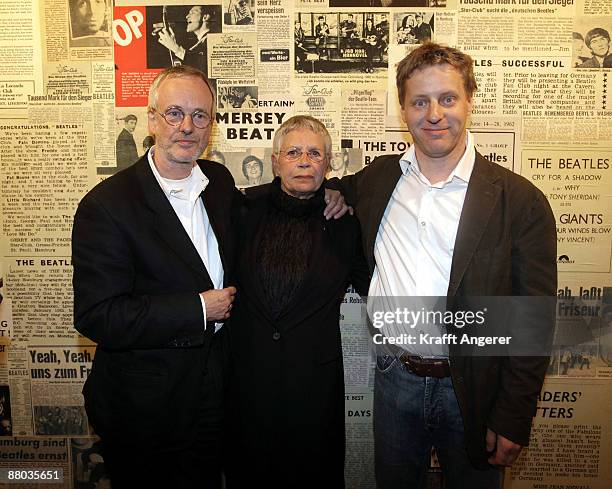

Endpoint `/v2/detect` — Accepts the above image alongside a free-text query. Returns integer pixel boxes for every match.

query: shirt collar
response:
[148,147,208,202]
[195,29,209,44]
[399,130,475,185]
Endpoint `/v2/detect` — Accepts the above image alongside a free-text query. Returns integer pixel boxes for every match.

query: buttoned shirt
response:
[148,149,224,331]
[368,131,475,356]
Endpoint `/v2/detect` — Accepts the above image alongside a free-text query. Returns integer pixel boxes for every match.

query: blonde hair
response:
[396,43,477,106]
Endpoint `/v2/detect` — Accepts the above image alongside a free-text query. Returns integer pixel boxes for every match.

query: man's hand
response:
[157,27,185,59]
[486,428,522,466]
[324,188,352,220]
[200,286,237,321]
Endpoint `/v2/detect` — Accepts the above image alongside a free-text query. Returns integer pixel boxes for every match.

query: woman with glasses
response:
[226,115,369,489]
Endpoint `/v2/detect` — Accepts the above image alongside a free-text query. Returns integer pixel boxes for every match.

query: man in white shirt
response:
[74,65,347,488]
[332,43,556,488]
[73,65,238,488]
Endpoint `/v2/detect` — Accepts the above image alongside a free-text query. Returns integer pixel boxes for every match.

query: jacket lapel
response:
[447,153,501,297]
[199,163,231,279]
[135,157,213,284]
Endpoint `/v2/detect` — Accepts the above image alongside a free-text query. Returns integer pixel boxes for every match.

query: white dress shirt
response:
[148,149,224,332]
[368,131,475,356]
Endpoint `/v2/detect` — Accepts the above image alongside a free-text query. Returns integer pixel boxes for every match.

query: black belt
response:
[399,354,450,378]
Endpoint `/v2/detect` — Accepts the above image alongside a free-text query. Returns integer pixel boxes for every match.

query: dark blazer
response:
[183,35,208,75]
[227,182,369,488]
[334,151,557,467]
[72,155,239,449]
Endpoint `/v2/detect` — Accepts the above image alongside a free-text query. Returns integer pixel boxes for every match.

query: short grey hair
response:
[272,115,332,160]
[147,65,216,120]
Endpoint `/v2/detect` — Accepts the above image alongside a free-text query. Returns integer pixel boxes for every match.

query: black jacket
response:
[227,181,369,488]
[72,155,240,449]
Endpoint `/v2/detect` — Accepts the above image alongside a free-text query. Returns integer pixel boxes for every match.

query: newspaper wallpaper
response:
[0,0,610,487]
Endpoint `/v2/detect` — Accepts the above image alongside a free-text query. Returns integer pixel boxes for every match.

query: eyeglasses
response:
[279,147,326,163]
[152,107,212,129]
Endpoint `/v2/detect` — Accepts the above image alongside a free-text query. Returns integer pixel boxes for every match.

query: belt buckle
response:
[400,354,449,378]
[400,354,422,375]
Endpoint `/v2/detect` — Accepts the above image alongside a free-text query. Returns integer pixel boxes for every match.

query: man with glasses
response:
[72,65,238,488]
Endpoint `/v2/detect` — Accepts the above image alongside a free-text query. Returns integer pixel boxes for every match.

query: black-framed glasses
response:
[279,147,326,163]
[152,107,212,129]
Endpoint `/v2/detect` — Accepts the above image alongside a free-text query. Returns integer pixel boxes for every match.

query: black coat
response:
[72,156,239,450]
[333,152,557,467]
[227,182,369,489]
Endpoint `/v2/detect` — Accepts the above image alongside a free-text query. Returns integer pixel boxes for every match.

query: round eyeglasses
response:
[279,148,326,163]
[152,107,212,129]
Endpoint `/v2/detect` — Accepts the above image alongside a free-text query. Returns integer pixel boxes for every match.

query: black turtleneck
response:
[256,178,326,319]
